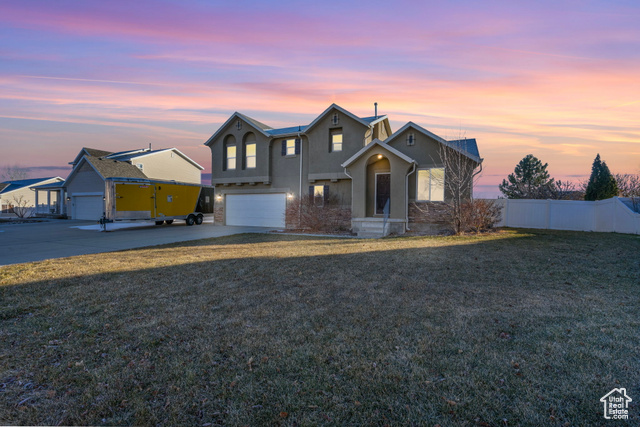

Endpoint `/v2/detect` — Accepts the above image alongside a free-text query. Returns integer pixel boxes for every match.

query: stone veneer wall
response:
[285,198,351,232]
[408,201,451,233]
[213,204,224,224]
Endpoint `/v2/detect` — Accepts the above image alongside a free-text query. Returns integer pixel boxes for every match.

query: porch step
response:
[357,231,385,238]
[356,222,388,238]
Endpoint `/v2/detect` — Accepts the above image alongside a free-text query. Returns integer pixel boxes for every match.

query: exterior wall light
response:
[216,195,223,201]
[287,193,294,199]
[377,154,383,160]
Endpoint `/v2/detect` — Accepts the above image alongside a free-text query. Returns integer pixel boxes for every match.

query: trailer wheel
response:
[155,221,164,226]
[165,220,174,225]
[186,215,196,226]
[195,214,203,225]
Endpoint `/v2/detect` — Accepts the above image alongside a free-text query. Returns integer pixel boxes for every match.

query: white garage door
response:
[74,196,104,220]
[226,193,286,228]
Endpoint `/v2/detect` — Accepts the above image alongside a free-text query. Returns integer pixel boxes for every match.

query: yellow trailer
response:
[102,178,214,229]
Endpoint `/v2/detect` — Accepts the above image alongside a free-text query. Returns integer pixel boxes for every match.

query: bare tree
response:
[615,173,640,212]
[1,165,28,181]
[549,180,584,200]
[10,195,33,219]
[441,145,481,233]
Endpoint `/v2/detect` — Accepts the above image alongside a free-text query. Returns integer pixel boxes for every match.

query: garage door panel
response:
[226,194,285,227]
[74,196,104,220]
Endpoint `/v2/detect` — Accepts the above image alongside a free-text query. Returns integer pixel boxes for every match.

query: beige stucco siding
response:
[306,108,370,176]
[136,151,201,184]
[388,128,476,201]
[346,147,413,220]
[388,129,444,200]
[373,122,389,141]
[210,118,272,184]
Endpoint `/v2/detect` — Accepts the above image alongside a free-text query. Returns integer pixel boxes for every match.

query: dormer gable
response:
[205,112,272,147]
[385,122,482,164]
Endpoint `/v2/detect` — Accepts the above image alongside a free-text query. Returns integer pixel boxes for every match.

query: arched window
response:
[223,135,236,171]
[243,132,256,169]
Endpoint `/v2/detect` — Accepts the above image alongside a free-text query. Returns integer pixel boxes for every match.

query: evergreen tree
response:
[499,154,555,199]
[585,154,618,201]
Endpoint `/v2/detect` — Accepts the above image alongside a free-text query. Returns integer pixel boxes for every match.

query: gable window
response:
[309,184,329,206]
[407,133,415,146]
[281,138,300,156]
[330,129,343,152]
[223,135,236,171]
[245,143,256,169]
[331,113,339,125]
[242,132,256,169]
[226,145,237,170]
[416,168,445,201]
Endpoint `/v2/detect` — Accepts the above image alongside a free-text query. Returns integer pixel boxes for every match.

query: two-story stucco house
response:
[205,104,481,235]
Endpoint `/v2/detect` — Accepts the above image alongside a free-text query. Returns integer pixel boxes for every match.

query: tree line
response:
[499,154,639,204]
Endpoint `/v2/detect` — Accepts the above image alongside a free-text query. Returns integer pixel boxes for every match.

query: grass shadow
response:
[0,229,638,425]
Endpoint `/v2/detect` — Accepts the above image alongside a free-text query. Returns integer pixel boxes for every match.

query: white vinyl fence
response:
[491,197,640,235]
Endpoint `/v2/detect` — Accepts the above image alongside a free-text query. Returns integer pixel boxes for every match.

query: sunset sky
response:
[1,0,638,197]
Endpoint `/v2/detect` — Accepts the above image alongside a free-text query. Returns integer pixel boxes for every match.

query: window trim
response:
[226,145,237,170]
[245,142,256,169]
[416,167,445,202]
[330,128,343,152]
[282,138,300,156]
[313,185,324,207]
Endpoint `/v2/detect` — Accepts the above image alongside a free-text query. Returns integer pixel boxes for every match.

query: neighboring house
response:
[64,147,204,220]
[0,177,64,215]
[205,103,482,235]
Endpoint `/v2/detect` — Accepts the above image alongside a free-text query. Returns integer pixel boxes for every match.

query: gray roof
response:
[108,149,161,161]
[342,139,416,168]
[360,116,381,123]
[30,181,66,190]
[105,148,204,170]
[205,104,390,145]
[104,149,149,160]
[84,148,112,157]
[266,125,309,137]
[0,178,58,194]
[241,114,272,132]
[84,156,148,179]
[448,138,480,158]
[70,147,114,166]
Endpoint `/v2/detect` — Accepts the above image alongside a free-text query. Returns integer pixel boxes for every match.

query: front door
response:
[375,173,390,215]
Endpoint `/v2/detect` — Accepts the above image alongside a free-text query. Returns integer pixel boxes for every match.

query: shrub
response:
[285,196,351,233]
[457,199,502,233]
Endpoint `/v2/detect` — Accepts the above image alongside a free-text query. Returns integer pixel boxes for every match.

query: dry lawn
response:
[0,229,639,426]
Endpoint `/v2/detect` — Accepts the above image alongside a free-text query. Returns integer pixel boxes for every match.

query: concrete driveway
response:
[0,218,274,266]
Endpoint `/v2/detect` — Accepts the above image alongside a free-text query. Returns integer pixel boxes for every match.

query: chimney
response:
[374,102,378,119]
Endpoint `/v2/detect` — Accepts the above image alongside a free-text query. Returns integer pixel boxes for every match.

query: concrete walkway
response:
[0,219,273,266]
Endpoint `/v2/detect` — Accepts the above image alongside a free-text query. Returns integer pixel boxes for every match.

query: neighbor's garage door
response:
[226,193,286,227]
[74,196,104,220]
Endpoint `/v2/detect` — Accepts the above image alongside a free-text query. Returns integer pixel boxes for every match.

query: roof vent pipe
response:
[374,102,378,119]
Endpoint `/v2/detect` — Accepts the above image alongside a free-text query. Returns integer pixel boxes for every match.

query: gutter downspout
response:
[343,166,353,232]
[405,163,416,231]
[298,131,303,228]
